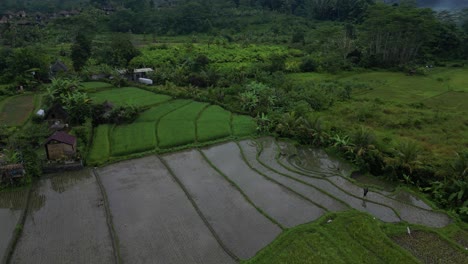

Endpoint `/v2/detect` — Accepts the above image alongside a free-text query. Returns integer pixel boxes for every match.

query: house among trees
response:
[50,60,69,78]
[44,131,77,161]
[0,164,25,184]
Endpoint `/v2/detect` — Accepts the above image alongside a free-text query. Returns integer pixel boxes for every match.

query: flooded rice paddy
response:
[5,138,453,262]
[11,169,114,264]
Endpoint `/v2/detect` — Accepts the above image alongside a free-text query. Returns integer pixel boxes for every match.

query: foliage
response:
[71,33,92,72]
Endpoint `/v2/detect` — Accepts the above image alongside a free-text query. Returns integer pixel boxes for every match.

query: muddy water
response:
[0,189,28,262]
[98,156,235,264]
[11,170,114,264]
[258,139,400,223]
[163,150,281,260]
[239,140,347,212]
[391,191,432,210]
[282,143,354,177]
[202,142,325,228]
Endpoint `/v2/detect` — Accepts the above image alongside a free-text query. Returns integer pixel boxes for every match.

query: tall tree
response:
[71,33,92,72]
[360,3,438,66]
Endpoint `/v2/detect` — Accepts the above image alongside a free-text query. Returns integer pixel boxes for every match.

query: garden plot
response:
[163,150,281,259]
[238,140,347,212]
[196,105,231,142]
[0,94,35,126]
[257,138,400,223]
[0,189,28,262]
[90,87,171,107]
[97,156,235,264]
[202,142,324,227]
[11,170,114,264]
[158,102,208,148]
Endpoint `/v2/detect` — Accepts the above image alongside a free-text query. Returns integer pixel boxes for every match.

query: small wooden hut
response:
[44,131,77,160]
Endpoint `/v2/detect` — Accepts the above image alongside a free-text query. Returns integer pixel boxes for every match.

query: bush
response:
[300,57,317,72]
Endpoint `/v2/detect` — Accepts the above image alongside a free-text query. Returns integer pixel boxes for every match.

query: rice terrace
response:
[0,80,466,263]
[1,0,468,263]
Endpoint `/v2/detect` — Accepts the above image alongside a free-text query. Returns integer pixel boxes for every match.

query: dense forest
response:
[0,0,467,220]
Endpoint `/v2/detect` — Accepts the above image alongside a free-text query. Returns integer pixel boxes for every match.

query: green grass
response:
[157,102,208,148]
[81,81,113,91]
[245,210,418,264]
[136,99,191,122]
[111,122,156,156]
[90,87,171,107]
[197,105,232,142]
[232,115,257,137]
[0,94,35,126]
[88,125,111,165]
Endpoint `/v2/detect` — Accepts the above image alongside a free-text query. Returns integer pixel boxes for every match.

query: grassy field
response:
[197,105,232,142]
[0,94,35,126]
[90,87,171,107]
[245,211,419,264]
[289,67,468,166]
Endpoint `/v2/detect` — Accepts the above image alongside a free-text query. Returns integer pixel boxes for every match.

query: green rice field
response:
[197,105,232,142]
[88,98,256,165]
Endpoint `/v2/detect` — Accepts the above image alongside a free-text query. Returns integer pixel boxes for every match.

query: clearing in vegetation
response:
[163,150,282,260]
[90,87,171,107]
[0,94,35,126]
[11,170,114,264]
[97,156,235,264]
